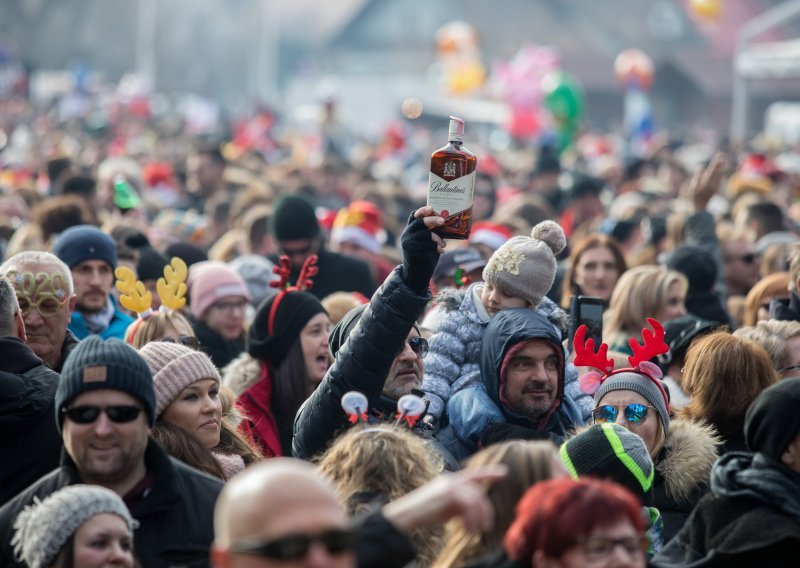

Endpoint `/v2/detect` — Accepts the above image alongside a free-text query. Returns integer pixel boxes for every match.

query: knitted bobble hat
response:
[52,225,117,269]
[248,290,327,367]
[482,220,567,307]
[560,423,655,504]
[12,485,138,568]
[139,341,221,416]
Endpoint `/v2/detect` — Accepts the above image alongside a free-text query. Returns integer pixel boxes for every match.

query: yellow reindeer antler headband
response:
[157,257,188,312]
[115,267,153,319]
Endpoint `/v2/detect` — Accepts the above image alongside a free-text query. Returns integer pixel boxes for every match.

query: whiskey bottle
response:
[427,116,478,240]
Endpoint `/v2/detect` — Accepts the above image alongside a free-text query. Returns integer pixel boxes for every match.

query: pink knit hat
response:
[138,341,221,416]
[188,261,250,320]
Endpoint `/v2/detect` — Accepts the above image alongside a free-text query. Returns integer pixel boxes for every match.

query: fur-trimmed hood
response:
[221,352,262,397]
[656,418,721,503]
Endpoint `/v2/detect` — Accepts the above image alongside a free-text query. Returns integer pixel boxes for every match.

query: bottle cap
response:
[448,116,465,142]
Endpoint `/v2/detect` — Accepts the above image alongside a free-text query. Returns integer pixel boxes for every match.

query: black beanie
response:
[56,337,156,433]
[248,290,326,366]
[272,195,320,241]
[666,245,716,294]
[560,423,655,505]
[744,378,800,461]
[163,242,208,268]
[136,246,169,282]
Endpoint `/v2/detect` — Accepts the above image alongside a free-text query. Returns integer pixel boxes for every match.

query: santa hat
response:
[330,201,385,254]
[469,221,512,252]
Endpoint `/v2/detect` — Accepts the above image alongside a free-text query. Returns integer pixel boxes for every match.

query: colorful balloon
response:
[542,71,584,123]
[614,49,654,91]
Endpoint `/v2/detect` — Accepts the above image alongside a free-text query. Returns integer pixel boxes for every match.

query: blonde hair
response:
[604,265,688,348]
[679,331,777,440]
[743,272,790,326]
[127,310,195,349]
[321,292,366,326]
[317,424,444,566]
[432,441,559,568]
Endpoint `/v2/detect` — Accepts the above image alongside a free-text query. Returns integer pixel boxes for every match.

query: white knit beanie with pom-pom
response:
[482,220,567,307]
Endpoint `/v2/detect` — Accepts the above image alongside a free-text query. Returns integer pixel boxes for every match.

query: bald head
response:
[213,459,354,568]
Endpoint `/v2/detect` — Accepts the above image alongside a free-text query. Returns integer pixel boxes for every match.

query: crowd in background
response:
[2,86,800,568]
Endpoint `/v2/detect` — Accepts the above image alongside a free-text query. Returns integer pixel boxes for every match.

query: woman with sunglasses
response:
[139,341,262,480]
[13,485,139,568]
[223,272,332,458]
[585,336,721,542]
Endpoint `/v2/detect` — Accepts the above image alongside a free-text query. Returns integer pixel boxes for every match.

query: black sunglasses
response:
[159,335,200,349]
[397,336,428,358]
[62,405,143,424]
[230,529,355,561]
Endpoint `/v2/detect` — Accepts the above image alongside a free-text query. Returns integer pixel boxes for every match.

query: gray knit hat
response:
[56,336,156,432]
[595,371,670,437]
[12,485,138,568]
[139,341,221,416]
[482,220,566,307]
[560,423,655,503]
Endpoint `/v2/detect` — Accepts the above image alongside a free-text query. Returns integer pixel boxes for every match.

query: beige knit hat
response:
[138,341,221,416]
[482,220,567,307]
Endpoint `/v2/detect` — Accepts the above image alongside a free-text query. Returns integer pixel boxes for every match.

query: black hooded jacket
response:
[0,337,62,506]
[652,452,800,567]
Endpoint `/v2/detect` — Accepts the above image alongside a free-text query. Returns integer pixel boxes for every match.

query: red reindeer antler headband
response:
[267,254,319,335]
[575,318,670,406]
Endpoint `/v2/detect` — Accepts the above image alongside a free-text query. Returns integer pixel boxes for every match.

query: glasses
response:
[62,405,143,424]
[211,299,248,313]
[725,253,756,264]
[159,335,200,350]
[230,529,355,561]
[592,403,656,426]
[398,336,428,358]
[18,296,68,318]
[579,535,646,561]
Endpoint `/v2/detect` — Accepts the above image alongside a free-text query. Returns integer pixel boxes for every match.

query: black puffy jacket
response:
[0,440,223,568]
[0,337,62,506]
[292,267,430,460]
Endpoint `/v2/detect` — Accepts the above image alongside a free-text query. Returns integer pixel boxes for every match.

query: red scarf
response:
[237,362,283,458]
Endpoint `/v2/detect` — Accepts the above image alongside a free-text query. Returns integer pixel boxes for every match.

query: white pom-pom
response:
[341,391,369,416]
[531,220,567,255]
[397,394,426,417]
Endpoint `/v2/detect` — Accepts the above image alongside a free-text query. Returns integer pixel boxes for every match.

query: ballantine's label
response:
[427,171,475,216]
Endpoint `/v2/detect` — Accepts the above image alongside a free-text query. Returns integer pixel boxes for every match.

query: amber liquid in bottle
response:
[427,116,478,240]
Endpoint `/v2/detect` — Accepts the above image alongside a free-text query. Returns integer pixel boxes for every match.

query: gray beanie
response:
[595,371,670,437]
[482,220,566,307]
[56,336,156,432]
[12,485,139,568]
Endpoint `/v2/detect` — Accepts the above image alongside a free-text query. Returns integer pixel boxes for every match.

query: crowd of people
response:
[2,88,800,567]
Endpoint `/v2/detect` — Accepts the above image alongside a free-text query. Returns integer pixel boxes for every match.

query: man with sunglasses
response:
[0,251,79,372]
[0,336,223,568]
[0,277,63,506]
[292,207,456,468]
